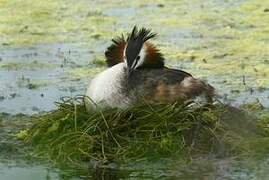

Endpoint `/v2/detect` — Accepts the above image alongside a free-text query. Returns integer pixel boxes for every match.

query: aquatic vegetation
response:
[0,0,268,178]
[23,97,221,163]
[18,96,268,170]
[258,113,269,135]
[67,66,105,78]
[0,61,56,70]
[0,0,116,45]
[1,0,269,111]
[90,55,107,67]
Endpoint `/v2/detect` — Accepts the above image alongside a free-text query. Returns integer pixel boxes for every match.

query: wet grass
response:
[18,96,269,171]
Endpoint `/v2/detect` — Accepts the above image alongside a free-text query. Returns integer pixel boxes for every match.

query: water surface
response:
[0,0,269,179]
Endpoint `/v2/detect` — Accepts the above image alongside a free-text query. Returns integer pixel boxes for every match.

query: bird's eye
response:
[136,55,140,60]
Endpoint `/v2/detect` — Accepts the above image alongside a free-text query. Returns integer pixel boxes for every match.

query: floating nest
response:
[20,96,269,167]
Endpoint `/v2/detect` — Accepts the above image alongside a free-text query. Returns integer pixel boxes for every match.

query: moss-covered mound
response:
[21,96,269,168]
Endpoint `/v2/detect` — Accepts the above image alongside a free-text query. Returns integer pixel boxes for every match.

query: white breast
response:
[85,63,129,109]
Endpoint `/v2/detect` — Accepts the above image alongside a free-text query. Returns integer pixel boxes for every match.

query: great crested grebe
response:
[85,26,214,109]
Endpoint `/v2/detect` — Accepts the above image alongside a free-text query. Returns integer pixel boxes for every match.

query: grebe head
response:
[124,26,156,75]
[105,26,165,72]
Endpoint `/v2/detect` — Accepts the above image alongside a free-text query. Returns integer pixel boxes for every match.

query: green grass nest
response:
[20,96,269,167]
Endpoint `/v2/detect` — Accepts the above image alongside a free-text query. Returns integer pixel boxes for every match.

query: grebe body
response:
[85,63,129,108]
[85,26,214,109]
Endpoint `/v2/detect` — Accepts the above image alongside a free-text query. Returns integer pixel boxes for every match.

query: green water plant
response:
[22,96,268,168]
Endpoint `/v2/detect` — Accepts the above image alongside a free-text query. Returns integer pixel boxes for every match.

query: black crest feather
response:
[127,26,157,42]
[104,26,162,68]
[125,26,157,69]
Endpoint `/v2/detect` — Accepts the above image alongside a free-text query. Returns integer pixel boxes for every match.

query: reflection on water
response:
[1,158,269,180]
[0,163,60,180]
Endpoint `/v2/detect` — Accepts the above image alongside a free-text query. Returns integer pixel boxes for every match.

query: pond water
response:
[0,0,269,179]
[0,163,60,180]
